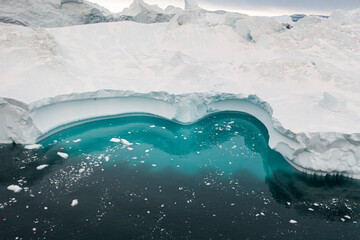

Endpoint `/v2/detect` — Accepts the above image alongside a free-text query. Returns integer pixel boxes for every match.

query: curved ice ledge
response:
[2,90,360,179]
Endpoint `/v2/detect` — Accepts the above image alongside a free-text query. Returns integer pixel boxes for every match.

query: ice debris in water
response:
[121,139,133,146]
[24,144,42,150]
[289,219,297,224]
[71,199,79,207]
[36,164,49,170]
[57,152,69,159]
[110,138,121,143]
[7,185,22,193]
[73,139,82,143]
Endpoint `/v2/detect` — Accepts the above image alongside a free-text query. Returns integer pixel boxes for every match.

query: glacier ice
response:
[0,0,177,27]
[1,1,360,179]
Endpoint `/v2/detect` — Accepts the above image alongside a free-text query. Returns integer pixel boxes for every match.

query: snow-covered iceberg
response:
[0,0,178,27]
[1,0,360,179]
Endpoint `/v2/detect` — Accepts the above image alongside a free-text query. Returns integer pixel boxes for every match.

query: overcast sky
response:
[89,0,360,16]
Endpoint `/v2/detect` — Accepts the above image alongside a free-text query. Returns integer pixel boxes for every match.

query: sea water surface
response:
[0,112,360,239]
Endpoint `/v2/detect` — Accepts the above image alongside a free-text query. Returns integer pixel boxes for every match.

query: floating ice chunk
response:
[308,208,314,211]
[105,156,110,162]
[71,199,79,207]
[289,219,297,224]
[7,185,22,193]
[79,168,85,173]
[121,139,133,146]
[57,152,69,159]
[73,139,82,143]
[24,144,42,150]
[110,138,121,143]
[36,164,49,170]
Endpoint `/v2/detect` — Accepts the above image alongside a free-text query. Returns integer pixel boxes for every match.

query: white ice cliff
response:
[1,0,360,178]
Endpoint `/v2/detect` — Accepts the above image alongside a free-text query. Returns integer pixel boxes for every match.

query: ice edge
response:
[1,90,360,179]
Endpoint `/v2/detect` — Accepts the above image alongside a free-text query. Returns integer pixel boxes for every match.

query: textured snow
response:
[1,1,360,178]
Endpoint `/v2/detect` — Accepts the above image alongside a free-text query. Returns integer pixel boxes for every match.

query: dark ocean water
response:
[0,113,359,240]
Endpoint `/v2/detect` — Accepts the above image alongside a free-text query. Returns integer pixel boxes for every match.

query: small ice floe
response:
[308,208,314,212]
[110,138,121,143]
[71,199,79,207]
[121,139,133,146]
[7,185,22,193]
[24,144,42,150]
[36,164,49,170]
[150,125,155,128]
[79,168,85,174]
[345,215,351,219]
[289,219,297,224]
[73,139,82,143]
[105,156,110,162]
[57,152,69,159]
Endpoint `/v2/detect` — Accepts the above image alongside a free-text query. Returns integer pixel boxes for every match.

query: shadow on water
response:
[0,112,360,239]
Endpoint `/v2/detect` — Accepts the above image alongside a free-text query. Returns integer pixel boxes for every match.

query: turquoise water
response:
[0,112,360,239]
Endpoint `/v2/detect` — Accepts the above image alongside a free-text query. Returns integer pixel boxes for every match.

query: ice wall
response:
[0,98,40,144]
[0,90,357,179]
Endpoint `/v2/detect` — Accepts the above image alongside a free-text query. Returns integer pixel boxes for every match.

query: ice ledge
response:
[1,90,360,179]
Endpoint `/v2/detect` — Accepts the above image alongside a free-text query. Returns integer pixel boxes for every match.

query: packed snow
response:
[1,0,360,179]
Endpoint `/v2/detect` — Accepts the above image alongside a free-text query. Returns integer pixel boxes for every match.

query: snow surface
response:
[1,0,360,178]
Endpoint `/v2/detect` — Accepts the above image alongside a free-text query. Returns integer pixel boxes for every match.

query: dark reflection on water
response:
[0,112,359,239]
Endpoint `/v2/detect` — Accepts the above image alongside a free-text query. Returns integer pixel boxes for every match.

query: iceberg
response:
[0,0,177,27]
[1,0,360,179]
